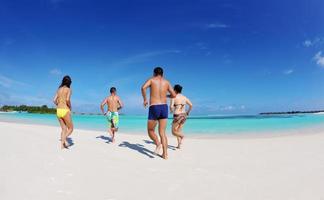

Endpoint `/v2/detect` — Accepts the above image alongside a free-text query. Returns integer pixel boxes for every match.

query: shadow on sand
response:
[96,135,113,144]
[143,140,177,150]
[66,137,74,147]
[118,141,156,158]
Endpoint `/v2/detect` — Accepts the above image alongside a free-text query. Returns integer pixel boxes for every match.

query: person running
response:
[141,67,176,159]
[170,84,193,149]
[53,75,73,149]
[100,87,123,143]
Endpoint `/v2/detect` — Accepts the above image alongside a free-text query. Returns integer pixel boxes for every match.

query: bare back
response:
[56,87,71,109]
[107,95,121,112]
[149,77,171,105]
[173,94,188,114]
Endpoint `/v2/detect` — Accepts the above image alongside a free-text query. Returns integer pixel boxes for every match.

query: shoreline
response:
[1,120,324,140]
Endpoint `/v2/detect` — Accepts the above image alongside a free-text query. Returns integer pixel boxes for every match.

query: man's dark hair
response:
[110,87,116,94]
[153,67,163,76]
[174,84,182,94]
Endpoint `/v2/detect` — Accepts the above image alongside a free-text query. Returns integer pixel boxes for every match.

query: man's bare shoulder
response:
[164,78,170,83]
[105,96,110,102]
[147,77,154,82]
[162,78,171,86]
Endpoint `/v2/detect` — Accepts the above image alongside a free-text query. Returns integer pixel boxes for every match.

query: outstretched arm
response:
[100,98,107,115]
[117,96,124,110]
[186,97,193,115]
[170,98,175,113]
[167,82,177,98]
[53,91,58,106]
[141,79,151,108]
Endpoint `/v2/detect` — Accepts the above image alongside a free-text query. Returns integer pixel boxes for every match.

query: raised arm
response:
[100,98,107,115]
[186,97,193,115]
[167,82,177,98]
[141,79,151,107]
[66,89,72,110]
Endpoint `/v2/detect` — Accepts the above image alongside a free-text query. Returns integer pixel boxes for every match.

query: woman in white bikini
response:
[170,84,193,149]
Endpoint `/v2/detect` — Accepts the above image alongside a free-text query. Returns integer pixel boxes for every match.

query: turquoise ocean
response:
[1,112,324,135]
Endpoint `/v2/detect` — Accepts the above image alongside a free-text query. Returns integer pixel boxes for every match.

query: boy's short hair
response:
[174,84,182,93]
[153,67,163,76]
[110,87,116,93]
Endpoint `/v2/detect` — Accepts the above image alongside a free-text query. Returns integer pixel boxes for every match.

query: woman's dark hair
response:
[59,75,72,88]
[153,67,163,76]
[110,87,116,94]
[174,84,182,94]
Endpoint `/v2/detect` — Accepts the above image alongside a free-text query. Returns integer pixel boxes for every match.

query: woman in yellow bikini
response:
[170,84,193,149]
[53,75,73,149]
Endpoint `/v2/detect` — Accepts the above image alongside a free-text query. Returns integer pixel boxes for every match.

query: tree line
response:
[0,105,56,114]
[260,110,324,115]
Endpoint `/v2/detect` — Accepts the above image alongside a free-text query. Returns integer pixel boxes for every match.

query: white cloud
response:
[195,42,208,50]
[0,74,28,88]
[283,69,294,75]
[303,37,324,47]
[206,23,229,29]
[115,50,181,66]
[50,68,62,75]
[221,105,234,111]
[0,91,52,106]
[314,51,324,67]
[219,105,245,111]
[206,51,212,56]
[303,40,312,47]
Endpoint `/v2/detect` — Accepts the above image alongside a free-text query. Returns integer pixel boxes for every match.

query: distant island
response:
[0,105,56,114]
[260,110,324,115]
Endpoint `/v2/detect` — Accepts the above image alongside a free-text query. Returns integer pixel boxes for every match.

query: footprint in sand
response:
[168,184,180,191]
[57,190,72,195]
[66,173,73,177]
[58,156,64,161]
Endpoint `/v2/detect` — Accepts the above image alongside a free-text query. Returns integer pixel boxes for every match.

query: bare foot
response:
[177,137,183,149]
[61,142,69,149]
[154,144,162,155]
[162,153,168,160]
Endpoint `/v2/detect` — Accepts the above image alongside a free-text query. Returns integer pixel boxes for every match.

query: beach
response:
[1,121,324,200]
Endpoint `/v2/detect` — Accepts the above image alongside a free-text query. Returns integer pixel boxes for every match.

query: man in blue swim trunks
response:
[141,67,176,159]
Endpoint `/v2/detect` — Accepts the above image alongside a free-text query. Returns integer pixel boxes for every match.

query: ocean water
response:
[1,112,324,135]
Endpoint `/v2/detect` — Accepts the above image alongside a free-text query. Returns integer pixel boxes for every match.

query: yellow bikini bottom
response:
[57,108,70,118]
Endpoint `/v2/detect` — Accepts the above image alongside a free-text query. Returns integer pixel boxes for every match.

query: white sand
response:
[1,121,324,200]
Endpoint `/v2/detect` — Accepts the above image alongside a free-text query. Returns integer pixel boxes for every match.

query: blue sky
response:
[1,0,324,115]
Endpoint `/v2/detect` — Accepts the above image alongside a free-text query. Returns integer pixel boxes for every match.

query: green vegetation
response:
[0,105,56,114]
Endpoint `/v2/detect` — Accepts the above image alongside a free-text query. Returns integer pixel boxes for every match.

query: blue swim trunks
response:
[148,104,168,120]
